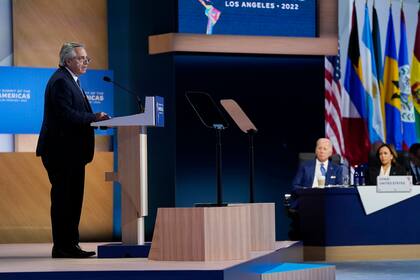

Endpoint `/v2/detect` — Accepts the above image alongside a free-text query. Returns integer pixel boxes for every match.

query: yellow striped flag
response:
[383,5,402,150]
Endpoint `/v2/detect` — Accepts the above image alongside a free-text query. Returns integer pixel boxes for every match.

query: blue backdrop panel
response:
[0,66,113,135]
[178,0,317,37]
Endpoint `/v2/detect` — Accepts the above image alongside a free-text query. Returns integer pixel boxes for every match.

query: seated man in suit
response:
[292,138,343,188]
[286,138,343,240]
[409,143,420,185]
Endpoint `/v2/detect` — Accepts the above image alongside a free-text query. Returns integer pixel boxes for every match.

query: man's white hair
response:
[59,42,85,67]
[315,138,332,151]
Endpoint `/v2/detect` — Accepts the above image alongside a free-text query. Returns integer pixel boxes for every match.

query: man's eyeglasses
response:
[73,56,92,64]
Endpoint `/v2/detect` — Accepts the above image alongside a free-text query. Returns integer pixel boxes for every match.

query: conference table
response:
[296,186,420,261]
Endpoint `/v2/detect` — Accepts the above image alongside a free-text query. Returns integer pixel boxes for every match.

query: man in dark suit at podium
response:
[36,42,109,258]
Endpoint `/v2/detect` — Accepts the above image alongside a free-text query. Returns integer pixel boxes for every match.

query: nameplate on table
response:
[377,176,412,193]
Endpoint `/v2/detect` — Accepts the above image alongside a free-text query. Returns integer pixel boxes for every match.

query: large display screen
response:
[178,0,317,37]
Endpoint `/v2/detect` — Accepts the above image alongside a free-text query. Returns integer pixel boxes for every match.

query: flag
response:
[342,2,370,166]
[361,2,385,143]
[399,6,416,150]
[372,2,383,83]
[325,53,345,157]
[411,9,420,143]
[383,6,402,150]
[372,2,384,118]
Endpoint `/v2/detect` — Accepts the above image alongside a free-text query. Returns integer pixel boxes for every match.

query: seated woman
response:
[366,143,407,185]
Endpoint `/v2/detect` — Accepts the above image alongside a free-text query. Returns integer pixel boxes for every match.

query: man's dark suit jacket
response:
[366,163,408,185]
[409,163,420,185]
[292,159,343,189]
[289,159,343,210]
[36,67,96,164]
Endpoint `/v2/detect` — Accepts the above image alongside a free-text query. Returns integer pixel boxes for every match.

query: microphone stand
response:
[103,77,144,113]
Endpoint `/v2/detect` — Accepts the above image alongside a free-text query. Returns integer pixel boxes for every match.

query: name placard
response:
[377,176,413,193]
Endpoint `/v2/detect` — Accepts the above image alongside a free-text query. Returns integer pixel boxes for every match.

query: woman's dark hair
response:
[376,143,398,164]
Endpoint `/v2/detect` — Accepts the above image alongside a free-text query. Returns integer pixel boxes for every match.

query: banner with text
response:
[0,66,114,135]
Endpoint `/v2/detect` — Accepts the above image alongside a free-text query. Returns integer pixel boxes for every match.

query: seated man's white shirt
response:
[312,159,329,187]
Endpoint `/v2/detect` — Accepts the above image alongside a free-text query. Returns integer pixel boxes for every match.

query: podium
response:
[91,96,164,245]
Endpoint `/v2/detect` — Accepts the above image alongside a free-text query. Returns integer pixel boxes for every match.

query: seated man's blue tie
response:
[320,163,326,176]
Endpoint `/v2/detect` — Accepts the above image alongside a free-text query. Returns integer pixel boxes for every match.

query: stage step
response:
[260,263,335,280]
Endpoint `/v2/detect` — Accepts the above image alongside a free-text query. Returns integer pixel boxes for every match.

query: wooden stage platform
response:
[0,241,335,280]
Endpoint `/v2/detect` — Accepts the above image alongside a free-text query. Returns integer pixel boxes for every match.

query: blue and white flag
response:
[361,3,384,143]
[399,7,416,150]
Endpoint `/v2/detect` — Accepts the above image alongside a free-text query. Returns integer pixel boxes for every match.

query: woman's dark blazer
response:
[366,163,408,185]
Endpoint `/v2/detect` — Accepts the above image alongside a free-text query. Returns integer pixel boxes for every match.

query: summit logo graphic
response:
[198,0,221,34]
[0,89,31,103]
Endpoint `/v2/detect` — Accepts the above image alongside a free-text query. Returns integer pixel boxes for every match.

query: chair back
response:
[298,152,341,165]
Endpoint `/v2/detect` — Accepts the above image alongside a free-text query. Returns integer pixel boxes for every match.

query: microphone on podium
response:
[103,76,144,113]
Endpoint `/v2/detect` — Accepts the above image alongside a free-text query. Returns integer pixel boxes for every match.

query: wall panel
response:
[13,0,108,69]
[0,152,113,243]
[2,0,112,243]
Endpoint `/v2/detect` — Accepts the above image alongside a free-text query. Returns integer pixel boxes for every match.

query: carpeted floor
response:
[334,260,420,280]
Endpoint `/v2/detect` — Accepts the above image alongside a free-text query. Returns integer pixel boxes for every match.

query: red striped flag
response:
[342,3,370,166]
[325,54,345,159]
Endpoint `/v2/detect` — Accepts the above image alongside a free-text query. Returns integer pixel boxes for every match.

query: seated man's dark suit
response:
[36,66,96,250]
[292,159,343,189]
[289,159,343,211]
[286,158,342,240]
[408,162,420,185]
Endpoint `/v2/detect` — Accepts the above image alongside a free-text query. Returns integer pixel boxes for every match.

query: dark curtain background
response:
[108,0,324,240]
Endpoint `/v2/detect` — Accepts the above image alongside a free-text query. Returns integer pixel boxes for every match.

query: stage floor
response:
[0,241,299,273]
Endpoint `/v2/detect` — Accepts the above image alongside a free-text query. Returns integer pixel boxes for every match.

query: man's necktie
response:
[320,163,326,176]
[76,79,92,112]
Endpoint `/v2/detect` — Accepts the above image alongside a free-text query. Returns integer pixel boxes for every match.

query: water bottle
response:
[353,165,359,186]
[341,164,350,187]
[359,166,366,186]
